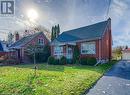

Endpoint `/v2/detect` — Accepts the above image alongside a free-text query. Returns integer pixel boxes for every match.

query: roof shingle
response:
[10,32,43,48]
[56,19,109,42]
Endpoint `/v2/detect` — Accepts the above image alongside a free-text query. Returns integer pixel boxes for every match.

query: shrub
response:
[47,56,55,65]
[54,59,59,65]
[0,60,4,63]
[80,57,88,65]
[59,56,67,65]
[42,45,51,62]
[87,57,97,66]
[79,57,97,66]
[67,59,73,64]
[73,45,80,64]
[48,56,59,65]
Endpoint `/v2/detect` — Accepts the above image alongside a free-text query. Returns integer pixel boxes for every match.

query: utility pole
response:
[34,46,37,77]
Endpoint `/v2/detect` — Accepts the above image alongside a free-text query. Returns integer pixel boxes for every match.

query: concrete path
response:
[85,60,130,95]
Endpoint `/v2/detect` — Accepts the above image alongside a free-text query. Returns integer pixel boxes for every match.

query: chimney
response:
[108,17,111,22]
[108,17,111,27]
[15,32,19,41]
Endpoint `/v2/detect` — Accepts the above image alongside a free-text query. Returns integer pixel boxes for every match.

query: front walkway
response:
[85,60,130,95]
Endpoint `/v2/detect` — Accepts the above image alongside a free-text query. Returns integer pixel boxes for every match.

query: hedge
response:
[59,56,67,65]
[47,56,56,65]
[80,57,97,66]
[48,56,68,65]
[87,57,97,66]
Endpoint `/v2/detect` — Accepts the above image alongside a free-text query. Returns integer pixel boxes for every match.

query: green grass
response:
[0,61,116,95]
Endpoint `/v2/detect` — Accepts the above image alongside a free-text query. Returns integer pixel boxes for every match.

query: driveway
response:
[85,60,130,95]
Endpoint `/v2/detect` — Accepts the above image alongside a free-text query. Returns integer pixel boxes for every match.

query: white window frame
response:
[81,42,96,54]
[38,38,44,45]
[54,46,63,56]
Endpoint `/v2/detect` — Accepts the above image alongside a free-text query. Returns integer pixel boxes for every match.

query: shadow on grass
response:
[10,63,98,73]
[69,61,116,71]
[10,63,65,72]
[4,60,117,73]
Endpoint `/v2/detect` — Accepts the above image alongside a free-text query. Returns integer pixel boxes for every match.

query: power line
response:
[106,0,112,18]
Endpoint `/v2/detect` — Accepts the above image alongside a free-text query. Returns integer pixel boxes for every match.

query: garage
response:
[122,49,130,60]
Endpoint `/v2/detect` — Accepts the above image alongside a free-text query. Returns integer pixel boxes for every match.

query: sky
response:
[0,0,130,47]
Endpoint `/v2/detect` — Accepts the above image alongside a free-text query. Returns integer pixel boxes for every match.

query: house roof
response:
[54,19,110,43]
[10,32,44,49]
[0,42,3,52]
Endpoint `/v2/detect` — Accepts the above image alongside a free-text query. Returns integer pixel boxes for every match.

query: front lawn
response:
[0,61,116,95]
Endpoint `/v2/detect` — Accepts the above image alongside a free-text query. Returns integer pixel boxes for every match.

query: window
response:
[38,38,44,45]
[54,46,63,55]
[81,42,96,54]
[67,47,72,54]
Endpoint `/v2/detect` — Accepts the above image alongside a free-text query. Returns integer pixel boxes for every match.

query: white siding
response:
[122,52,130,60]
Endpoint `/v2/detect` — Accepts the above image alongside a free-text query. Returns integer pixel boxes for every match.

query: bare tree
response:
[7,32,14,46]
[25,44,44,76]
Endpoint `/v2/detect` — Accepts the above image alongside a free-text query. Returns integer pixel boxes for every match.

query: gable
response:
[10,32,50,49]
[24,32,49,47]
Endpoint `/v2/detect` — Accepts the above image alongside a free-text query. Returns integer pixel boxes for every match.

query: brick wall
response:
[101,23,112,60]
[77,40,99,58]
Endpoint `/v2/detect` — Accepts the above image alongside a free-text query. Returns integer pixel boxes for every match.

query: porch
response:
[53,43,76,59]
[9,47,24,62]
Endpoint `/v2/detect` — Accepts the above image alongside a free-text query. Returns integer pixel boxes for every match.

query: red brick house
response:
[10,32,50,63]
[51,18,112,62]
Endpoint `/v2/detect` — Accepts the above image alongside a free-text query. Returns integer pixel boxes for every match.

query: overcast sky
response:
[0,0,130,47]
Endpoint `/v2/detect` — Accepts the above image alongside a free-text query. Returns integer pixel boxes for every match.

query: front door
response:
[66,47,73,59]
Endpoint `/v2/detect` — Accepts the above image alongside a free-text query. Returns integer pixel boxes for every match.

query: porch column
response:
[64,45,67,57]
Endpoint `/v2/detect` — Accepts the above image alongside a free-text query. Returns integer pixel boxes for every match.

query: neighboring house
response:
[0,41,4,56]
[0,41,15,60]
[51,18,112,62]
[10,32,50,63]
[122,48,130,60]
[0,41,10,55]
